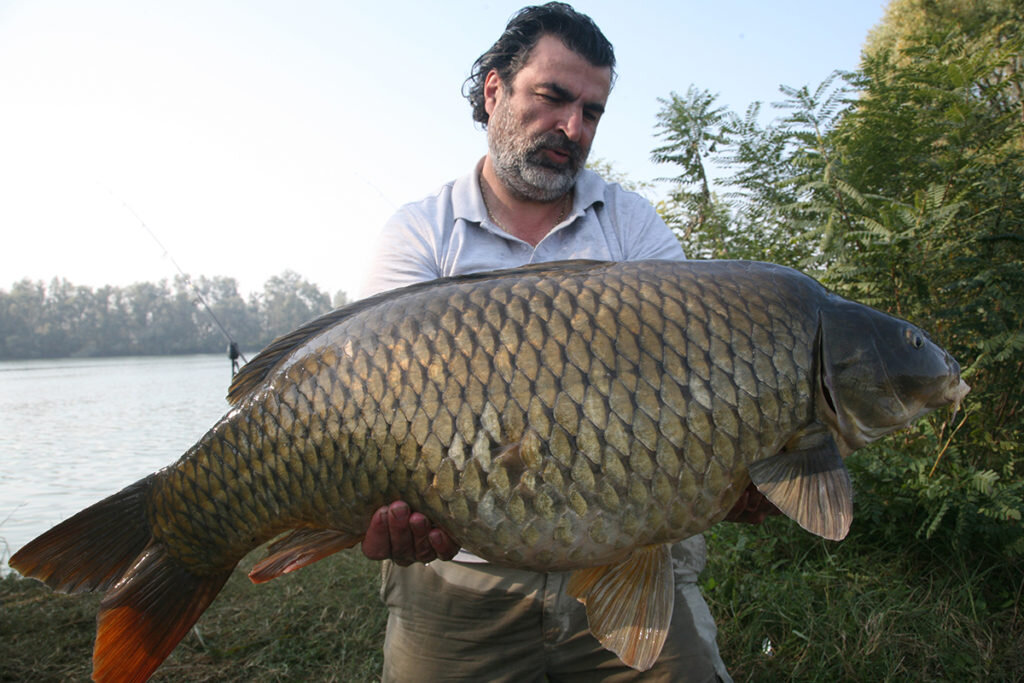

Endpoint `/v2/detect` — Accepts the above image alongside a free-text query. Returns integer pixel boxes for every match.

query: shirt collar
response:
[452,157,606,225]
[570,167,606,217]
[452,158,489,224]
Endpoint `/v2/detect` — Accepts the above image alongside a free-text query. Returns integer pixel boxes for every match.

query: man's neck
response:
[479,157,572,247]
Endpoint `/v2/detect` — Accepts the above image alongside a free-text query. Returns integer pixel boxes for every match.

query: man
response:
[359,4,776,680]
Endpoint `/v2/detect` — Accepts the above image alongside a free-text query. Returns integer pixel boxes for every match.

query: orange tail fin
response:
[92,543,231,682]
[10,477,233,683]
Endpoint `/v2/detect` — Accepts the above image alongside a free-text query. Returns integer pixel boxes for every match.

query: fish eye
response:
[905,327,924,349]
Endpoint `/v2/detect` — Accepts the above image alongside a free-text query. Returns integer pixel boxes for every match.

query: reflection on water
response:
[0,355,234,571]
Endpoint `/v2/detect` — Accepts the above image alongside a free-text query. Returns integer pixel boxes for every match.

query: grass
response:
[701,518,1024,682]
[2,525,1021,682]
[1,551,385,682]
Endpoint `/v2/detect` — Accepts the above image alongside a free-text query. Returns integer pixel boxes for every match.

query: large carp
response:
[11,259,968,681]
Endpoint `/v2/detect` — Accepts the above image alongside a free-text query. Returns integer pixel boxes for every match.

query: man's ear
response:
[483,69,503,117]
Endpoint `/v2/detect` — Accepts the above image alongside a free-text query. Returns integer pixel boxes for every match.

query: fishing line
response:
[108,189,249,368]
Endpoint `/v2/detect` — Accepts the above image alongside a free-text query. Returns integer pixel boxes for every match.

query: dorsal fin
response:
[227,259,608,405]
[227,297,378,405]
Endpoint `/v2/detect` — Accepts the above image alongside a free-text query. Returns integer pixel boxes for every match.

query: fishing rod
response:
[112,191,249,372]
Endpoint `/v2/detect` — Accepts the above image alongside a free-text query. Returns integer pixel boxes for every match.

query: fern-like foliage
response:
[651,13,1024,557]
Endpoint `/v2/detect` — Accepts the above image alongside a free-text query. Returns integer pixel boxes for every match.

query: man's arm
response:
[602,182,687,262]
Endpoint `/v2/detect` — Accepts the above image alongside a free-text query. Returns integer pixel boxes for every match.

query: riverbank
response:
[2,520,1020,681]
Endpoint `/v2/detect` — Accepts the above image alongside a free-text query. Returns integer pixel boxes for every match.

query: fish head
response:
[818,301,969,451]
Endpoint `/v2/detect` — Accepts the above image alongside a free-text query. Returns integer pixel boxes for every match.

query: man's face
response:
[486,35,612,202]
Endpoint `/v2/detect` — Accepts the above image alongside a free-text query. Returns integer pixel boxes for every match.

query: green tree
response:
[651,87,825,265]
[651,87,737,255]
[258,271,333,345]
[825,18,1024,553]
[124,281,173,353]
[190,276,260,354]
[1,280,47,358]
[332,290,350,308]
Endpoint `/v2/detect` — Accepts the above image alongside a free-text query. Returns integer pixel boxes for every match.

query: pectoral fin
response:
[566,544,674,671]
[748,435,853,541]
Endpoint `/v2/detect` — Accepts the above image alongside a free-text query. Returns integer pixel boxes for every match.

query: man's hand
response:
[724,483,781,525]
[361,501,461,566]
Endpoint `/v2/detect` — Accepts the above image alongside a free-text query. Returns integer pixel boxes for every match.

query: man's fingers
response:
[361,506,392,560]
[359,500,461,564]
[428,528,460,561]
[385,502,416,566]
[410,514,437,562]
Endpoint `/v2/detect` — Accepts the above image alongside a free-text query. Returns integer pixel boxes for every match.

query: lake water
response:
[0,354,236,572]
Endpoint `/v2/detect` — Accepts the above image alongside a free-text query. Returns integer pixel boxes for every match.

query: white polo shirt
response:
[360,159,685,298]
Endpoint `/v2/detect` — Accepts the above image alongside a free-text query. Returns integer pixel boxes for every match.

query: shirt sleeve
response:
[616,190,687,262]
[359,205,444,298]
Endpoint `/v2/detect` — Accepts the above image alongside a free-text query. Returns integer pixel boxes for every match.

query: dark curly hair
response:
[463,2,616,127]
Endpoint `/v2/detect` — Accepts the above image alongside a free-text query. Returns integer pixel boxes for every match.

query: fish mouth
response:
[936,374,970,407]
[927,353,970,411]
[819,320,972,450]
[934,378,970,415]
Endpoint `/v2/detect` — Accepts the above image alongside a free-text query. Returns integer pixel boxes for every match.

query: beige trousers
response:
[379,538,732,682]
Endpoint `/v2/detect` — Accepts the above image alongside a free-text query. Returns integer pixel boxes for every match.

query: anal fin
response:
[748,432,853,541]
[248,528,360,584]
[566,544,674,671]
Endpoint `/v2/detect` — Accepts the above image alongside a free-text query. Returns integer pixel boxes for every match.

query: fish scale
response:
[10,258,968,680]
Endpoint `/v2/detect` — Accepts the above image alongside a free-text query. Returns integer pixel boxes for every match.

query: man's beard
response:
[487,97,588,202]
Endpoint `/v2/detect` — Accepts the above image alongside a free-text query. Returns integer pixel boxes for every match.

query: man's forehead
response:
[511,35,611,99]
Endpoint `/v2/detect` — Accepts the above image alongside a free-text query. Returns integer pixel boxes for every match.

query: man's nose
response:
[559,106,584,142]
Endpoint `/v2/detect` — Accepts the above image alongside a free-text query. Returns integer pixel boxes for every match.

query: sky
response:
[0,1,888,302]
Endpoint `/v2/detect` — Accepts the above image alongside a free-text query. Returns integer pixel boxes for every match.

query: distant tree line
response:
[0,271,343,360]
